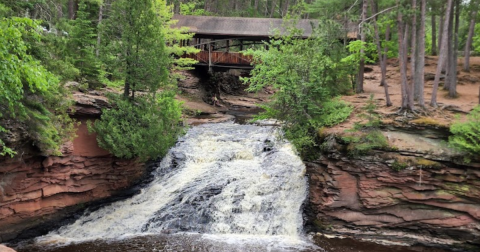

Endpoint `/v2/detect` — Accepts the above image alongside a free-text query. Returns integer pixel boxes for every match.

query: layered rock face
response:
[306,128,480,249]
[0,92,144,242]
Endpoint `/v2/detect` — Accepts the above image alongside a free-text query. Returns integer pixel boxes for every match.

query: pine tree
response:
[69,0,100,84]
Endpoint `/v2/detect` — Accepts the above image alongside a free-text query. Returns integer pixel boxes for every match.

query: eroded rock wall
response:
[306,129,480,249]
[0,93,144,242]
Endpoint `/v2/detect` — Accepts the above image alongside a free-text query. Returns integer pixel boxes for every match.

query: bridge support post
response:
[208,41,212,73]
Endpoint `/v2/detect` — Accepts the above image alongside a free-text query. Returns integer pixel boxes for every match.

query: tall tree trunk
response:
[444,1,455,91]
[414,0,426,107]
[254,0,259,16]
[370,0,392,106]
[68,0,78,20]
[431,13,437,55]
[431,0,454,107]
[438,7,444,56]
[449,0,460,97]
[356,0,367,94]
[411,0,417,99]
[397,4,409,109]
[464,1,479,72]
[96,3,104,58]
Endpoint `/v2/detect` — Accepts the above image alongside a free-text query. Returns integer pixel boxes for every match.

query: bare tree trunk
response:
[405,24,414,110]
[431,13,437,55]
[444,1,454,91]
[68,0,78,20]
[449,0,460,98]
[464,1,479,72]
[411,0,417,99]
[438,8,444,55]
[96,3,104,58]
[398,4,409,109]
[356,0,367,94]
[431,0,454,107]
[254,0,259,16]
[370,0,392,106]
[414,0,426,107]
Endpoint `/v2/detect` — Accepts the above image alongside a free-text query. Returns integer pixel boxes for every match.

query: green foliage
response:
[242,18,354,158]
[354,94,382,129]
[179,1,210,16]
[91,0,185,160]
[161,1,200,71]
[341,94,389,157]
[391,159,408,171]
[91,93,183,161]
[68,1,100,86]
[102,0,170,98]
[473,25,480,54]
[0,17,75,156]
[341,130,389,157]
[449,105,480,162]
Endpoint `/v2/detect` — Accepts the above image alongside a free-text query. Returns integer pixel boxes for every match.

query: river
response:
[12,123,451,252]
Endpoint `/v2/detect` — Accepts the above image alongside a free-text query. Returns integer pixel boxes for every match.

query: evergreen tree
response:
[92,0,183,161]
[68,0,100,85]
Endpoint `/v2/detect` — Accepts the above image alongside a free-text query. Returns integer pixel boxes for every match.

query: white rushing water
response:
[37,122,309,248]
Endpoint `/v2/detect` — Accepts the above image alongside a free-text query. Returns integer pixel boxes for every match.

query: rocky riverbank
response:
[305,124,480,251]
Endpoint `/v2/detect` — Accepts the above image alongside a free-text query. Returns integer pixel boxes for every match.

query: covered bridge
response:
[172,15,357,70]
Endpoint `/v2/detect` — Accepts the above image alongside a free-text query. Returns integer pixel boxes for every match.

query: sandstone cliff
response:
[0,91,144,242]
[306,126,480,250]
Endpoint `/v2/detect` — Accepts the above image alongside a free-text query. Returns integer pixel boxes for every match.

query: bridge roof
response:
[172,15,333,40]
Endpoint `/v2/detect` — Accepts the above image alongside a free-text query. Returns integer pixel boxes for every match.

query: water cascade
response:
[33,122,312,251]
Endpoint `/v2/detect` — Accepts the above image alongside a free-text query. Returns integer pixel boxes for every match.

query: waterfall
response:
[36,122,310,249]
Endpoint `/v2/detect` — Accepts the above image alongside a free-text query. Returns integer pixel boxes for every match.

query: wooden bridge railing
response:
[184,51,253,67]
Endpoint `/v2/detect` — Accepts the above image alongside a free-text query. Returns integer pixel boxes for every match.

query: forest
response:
[1,0,480,160]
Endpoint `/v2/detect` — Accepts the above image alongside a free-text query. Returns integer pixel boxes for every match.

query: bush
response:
[342,130,389,157]
[90,92,183,161]
[449,105,480,162]
[242,19,354,159]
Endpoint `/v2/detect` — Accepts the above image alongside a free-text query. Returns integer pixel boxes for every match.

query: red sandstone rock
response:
[0,115,144,242]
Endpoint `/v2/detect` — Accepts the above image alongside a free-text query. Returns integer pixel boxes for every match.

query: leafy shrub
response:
[342,130,389,157]
[449,105,480,161]
[90,92,183,161]
[0,17,75,156]
[242,19,354,159]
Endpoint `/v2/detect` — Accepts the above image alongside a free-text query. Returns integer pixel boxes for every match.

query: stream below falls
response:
[13,122,452,252]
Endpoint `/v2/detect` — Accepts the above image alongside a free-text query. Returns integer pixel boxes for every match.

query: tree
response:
[413,0,426,107]
[92,0,183,161]
[464,0,479,72]
[242,19,353,158]
[431,0,453,107]
[370,0,392,106]
[0,17,74,156]
[68,0,100,85]
[356,0,368,94]
[396,0,414,111]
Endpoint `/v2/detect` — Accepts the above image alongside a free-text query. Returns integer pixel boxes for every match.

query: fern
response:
[449,106,480,160]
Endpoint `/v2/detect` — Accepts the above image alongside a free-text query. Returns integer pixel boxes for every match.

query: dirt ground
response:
[331,56,480,133]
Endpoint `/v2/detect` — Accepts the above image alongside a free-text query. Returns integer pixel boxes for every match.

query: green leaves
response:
[91,94,183,161]
[449,106,480,162]
[242,19,353,159]
[0,17,75,156]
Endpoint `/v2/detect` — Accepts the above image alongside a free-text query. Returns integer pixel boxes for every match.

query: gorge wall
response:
[306,126,480,250]
[0,92,144,242]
